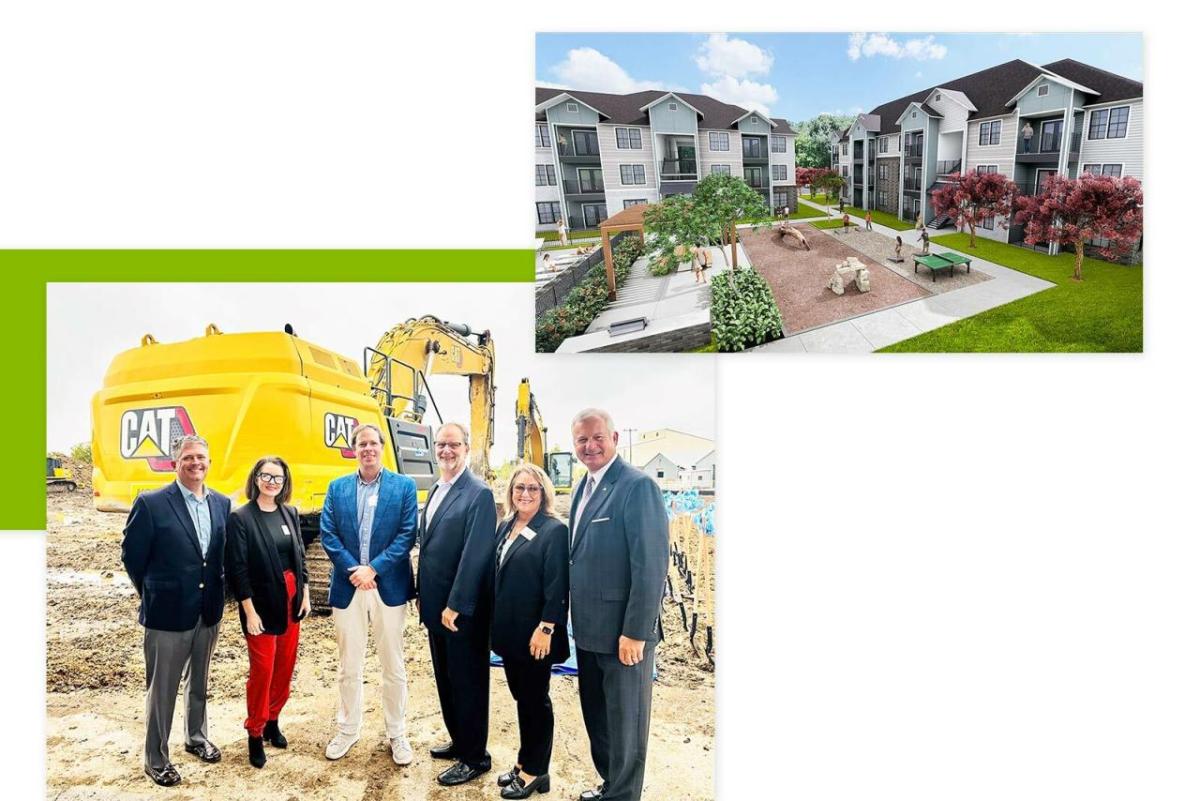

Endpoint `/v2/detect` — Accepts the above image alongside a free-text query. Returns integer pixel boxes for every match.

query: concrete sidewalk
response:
[754,197,1054,352]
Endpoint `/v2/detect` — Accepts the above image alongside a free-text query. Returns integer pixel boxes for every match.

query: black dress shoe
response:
[263,719,288,749]
[248,736,266,769]
[502,773,551,799]
[579,782,608,801]
[437,760,489,786]
[498,765,520,786]
[144,764,181,786]
[430,741,457,760]
[184,741,221,763]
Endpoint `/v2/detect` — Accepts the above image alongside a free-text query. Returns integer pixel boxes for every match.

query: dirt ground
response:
[44,491,715,801]
[742,224,929,335]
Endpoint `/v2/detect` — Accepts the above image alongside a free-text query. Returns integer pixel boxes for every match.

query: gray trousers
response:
[576,645,656,801]
[143,619,220,770]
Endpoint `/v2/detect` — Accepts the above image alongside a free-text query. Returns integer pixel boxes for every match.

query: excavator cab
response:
[46,457,77,492]
[546,451,574,494]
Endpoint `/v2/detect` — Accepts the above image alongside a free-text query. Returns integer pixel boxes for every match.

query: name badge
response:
[281,524,291,537]
[520,526,539,542]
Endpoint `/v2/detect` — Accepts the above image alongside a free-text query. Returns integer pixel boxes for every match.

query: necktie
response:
[573,477,595,544]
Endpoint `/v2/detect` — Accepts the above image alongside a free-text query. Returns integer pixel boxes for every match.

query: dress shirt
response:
[176,480,212,555]
[356,470,382,566]
[573,454,616,533]
[425,463,467,525]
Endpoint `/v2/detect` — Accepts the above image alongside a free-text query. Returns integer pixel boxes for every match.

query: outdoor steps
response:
[929,213,955,229]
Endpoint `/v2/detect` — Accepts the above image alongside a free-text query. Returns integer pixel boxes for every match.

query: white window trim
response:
[619,164,647,186]
[566,102,578,113]
[708,131,730,152]
[615,127,643,149]
[1037,85,1050,97]
[1087,105,1130,140]
[624,198,648,208]
[535,123,551,149]
[668,102,678,111]
[977,119,1004,147]
[1081,163,1125,177]
[710,164,732,176]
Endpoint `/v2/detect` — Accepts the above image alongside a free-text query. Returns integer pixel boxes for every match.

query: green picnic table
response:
[913,252,971,282]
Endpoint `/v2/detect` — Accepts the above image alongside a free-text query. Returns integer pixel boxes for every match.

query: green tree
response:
[794,113,854,167]
[642,195,720,276]
[690,173,771,269]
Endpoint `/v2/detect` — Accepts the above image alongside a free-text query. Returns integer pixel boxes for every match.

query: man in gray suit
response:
[568,409,669,801]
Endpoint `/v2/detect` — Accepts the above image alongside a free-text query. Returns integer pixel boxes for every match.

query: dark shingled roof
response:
[864,58,1141,136]
[534,86,793,132]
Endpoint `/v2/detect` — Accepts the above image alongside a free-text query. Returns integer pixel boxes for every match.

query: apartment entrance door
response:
[1035,168,1057,195]
[676,144,696,173]
[581,203,606,228]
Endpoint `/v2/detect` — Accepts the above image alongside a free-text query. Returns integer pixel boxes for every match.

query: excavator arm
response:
[515,378,548,468]
[366,316,496,480]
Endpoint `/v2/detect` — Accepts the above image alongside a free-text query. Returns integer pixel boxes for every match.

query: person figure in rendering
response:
[320,423,418,766]
[1022,121,1035,153]
[492,464,570,799]
[894,235,904,262]
[920,228,931,256]
[418,422,498,786]
[569,409,669,801]
[557,217,568,247]
[225,456,310,769]
[841,212,851,233]
[865,210,873,231]
[122,435,230,787]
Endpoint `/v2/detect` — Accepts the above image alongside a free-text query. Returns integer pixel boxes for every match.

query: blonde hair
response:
[503,463,562,521]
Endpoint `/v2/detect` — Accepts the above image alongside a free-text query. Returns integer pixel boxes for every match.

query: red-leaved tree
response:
[930,171,1018,248]
[1014,173,1143,281]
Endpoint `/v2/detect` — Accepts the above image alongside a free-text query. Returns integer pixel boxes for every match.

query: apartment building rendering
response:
[832,58,1143,246]
[535,87,797,231]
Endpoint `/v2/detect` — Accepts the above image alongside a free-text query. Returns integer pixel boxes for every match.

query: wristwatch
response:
[540,625,553,635]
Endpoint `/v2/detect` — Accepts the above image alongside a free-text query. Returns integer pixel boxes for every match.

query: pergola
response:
[598,204,648,301]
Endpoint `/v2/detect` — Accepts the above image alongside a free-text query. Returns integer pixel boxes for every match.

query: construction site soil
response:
[45,489,715,801]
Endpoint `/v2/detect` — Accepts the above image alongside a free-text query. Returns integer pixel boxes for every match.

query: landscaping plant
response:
[534,235,645,352]
[929,171,1018,248]
[710,266,784,352]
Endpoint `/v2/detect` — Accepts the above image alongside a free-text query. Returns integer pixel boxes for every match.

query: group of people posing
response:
[120,408,670,801]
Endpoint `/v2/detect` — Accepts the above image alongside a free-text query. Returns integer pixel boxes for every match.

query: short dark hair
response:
[245,455,292,505]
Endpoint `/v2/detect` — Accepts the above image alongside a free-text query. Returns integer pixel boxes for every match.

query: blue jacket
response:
[121,482,231,632]
[320,468,418,609]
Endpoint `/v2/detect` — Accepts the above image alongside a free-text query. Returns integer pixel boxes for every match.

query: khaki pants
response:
[332,588,409,738]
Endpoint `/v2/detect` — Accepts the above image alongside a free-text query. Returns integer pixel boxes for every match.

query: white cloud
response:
[700,75,777,117]
[694,34,773,79]
[547,47,669,93]
[847,33,948,62]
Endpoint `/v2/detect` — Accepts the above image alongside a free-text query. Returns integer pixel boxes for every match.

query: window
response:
[842,166,849,178]
[979,214,995,230]
[771,164,788,181]
[978,120,1002,146]
[710,164,731,176]
[935,93,941,102]
[1083,163,1123,177]
[619,164,646,185]
[566,102,578,113]
[577,168,603,192]
[624,198,647,208]
[616,128,642,149]
[668,102,678,111]
[751,116,759,124]
[743,137,764,159]
[572,129,600,156]
[535,164,556,186]
[911,111,917,119]
[536,202,561,225]
[535,123,550,148]
[743,166,763,187]
[1037,84,1049,97]
[879,137,888,153]
[773,191,788,207]
[841,143,848,156]
[1089,106,1129,140]
[771,135,787,153]
[708,131,729,151]
[976,165,998,175]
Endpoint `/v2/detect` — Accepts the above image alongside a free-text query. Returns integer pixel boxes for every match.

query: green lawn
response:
[843,205,915,231]
[537,228,600,242]
[801,192,840,207]
[880,234,1143,353]
[810,219,855,230]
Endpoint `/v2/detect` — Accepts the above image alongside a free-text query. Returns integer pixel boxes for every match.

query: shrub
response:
[70,442,92,463]
[710,267,784,351]
[535,235,645,352]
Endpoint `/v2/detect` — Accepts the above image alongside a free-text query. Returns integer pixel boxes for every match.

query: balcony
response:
[567,214,604,230]
[742,144,768,163]
[903,177,924,193]
[904,145,924,159]
[557,139,601,164]
[562,178,605,197]
[936,159,962,175]
[660,159,698,180]
[1015,131,1081,165]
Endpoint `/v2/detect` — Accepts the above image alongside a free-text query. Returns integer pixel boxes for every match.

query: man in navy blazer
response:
[319,422,418,766]
[122,435,231,787]
[418,421,498,786]
[568,409,669,801]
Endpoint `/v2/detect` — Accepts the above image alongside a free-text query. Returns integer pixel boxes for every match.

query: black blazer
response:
[491,511,569,664]
[121,482,230,632]
[416,469,498,635]
[226,502,309,636]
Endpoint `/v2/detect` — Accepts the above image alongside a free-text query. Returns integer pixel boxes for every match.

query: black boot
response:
[263,719,288,749]
[248,735,267,769]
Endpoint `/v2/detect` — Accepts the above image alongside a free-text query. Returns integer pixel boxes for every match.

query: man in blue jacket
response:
[568,409,669,801]
[122,434,231,787]
[320,423,418,766]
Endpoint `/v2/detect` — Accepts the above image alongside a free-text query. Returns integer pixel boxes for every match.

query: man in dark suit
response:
[568,409,669,801]
[122,434,231,787]
[418,421,498,786]
[320,422,418,766]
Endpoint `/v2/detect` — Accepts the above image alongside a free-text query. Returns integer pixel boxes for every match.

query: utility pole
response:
[623,428,636,464]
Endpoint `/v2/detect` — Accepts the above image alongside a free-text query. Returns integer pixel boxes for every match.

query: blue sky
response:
[536,33,1143,124]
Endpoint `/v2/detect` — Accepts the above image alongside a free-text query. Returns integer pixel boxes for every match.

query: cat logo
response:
[120,406,196,472]
[324,413,360,458]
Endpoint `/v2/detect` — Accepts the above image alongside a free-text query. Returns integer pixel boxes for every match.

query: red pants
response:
[244,570,301,736]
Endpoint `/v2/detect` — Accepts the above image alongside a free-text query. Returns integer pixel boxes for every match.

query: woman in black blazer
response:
[492,463,569,799]
[225,456,310,769]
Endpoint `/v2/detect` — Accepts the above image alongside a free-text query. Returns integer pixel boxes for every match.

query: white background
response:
[4,3,1198,800]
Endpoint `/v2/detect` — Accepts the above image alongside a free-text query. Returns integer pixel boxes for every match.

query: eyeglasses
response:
[513,484,542,496]
[435,441,465,450]
[257,473,286,486]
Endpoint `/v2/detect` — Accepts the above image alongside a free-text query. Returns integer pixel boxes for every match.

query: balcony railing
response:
[660,159,697,179]
[903,177,925,192]
[567,214,604,230]
[904,145,924,159]
[562,178,605,195]
[936,159,962,175]
[558,141,601,158]
[742,146,767,161]
[1017,130,1082,156]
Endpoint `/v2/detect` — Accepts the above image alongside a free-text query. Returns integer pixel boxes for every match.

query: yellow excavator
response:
[91,316,502,612]
[515,378,574,495]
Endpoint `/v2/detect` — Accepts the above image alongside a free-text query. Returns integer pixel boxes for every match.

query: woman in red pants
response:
[226,456,310,768]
